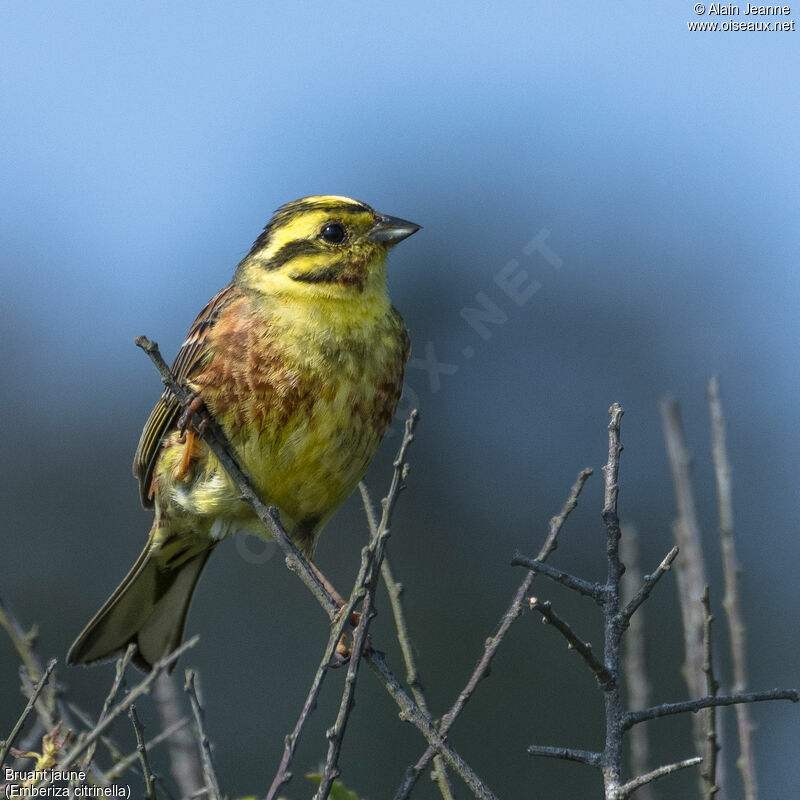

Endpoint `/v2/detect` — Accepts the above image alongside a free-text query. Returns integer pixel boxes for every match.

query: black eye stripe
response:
[266,239,323,270]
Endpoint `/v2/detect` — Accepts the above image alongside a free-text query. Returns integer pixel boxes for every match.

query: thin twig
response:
[527,745,602,766]
[184,670,222,800]
[393,467,593,799]
[128,705,158,800]
[36,637,198,789]
[0,658,57,768]
[620,525,654,800]
[623,689,799,729]
[615,756,703,799]
[617,546,679,627]
[701,586,720,798]
[101,718,190,782]
[659,397,709,772]
[369,650,498,800]
[80,645,135,775]
[510,556,606,603]
[529,598,614,690]
[708,375,757,800]
[360,483,455,800]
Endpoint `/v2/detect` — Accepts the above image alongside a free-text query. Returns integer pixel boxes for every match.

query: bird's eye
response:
[320,223,346,244]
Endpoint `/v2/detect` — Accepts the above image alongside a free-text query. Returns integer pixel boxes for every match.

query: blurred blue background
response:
[2,2,798,798]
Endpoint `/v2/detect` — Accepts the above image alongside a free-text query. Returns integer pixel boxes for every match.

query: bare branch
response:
[102,718,190,782]
[184,670,222,800]
[527,745,602,766]
[708,375,758,800]
[617,546,679,627]
[511,556,606,604]
[79,645,135,777]
[370,650,498,800]
[624,689,799,729]
[0,658,56,767]
[128,705,158,800]
[393,467,593,799]
[615,756,703,799]
[529,598,614,690]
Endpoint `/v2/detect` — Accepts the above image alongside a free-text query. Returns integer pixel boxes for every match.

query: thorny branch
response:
[522,403,799,800]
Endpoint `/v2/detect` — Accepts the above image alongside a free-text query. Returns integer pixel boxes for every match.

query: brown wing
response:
[132,283,242,507]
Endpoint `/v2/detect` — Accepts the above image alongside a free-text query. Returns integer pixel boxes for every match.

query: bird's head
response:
[235,195,420,301]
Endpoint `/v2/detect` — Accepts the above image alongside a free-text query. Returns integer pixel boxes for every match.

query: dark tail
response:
[67,540,212,672]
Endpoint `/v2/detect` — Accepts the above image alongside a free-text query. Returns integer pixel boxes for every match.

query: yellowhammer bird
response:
[67,195,418,672]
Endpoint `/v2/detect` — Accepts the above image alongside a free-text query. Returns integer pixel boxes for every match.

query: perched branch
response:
[529,598,614,690]
[510,556,606,604]
[615,756,703,799]
[623,689,799,729]
[701,586,720,798]
[360,483,454,799]
[128,705,158,800]
[708,375,757,800]
[393,467,593,799]
[184,670,222,800]
[135,336,339,620]
[527,745,602,766]
[0,658,57,768]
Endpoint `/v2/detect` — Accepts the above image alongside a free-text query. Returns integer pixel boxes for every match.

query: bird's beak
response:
[368,214,422,244]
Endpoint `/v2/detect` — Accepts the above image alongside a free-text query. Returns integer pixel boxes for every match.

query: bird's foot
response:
[177,392,211,440]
